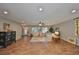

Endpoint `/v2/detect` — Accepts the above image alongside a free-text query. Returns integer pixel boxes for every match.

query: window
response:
[75,18,79,36]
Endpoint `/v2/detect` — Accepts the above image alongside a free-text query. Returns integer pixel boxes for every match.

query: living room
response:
[0,3,79,55]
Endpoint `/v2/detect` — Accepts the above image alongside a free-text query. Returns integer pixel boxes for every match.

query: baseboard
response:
[61,38,79,46]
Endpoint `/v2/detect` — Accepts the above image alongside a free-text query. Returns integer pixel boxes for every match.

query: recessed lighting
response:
[39,8,42,11]
[3,11,8,14]
[72,9,77,13]
[39,7,43,12]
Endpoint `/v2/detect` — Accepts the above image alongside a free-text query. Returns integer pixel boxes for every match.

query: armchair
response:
[52,31,60,42]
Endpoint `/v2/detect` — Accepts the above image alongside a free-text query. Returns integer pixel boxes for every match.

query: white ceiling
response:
[0,3,79,25]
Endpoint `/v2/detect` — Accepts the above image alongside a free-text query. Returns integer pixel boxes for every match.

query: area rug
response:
[30,37,52,42]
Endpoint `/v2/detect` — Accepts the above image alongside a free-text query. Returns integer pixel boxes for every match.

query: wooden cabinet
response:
[0,31,16,48]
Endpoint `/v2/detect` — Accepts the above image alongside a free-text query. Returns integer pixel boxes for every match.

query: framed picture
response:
[3,23,11,31]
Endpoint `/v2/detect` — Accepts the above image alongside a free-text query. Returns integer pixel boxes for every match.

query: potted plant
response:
[49,27,54,33]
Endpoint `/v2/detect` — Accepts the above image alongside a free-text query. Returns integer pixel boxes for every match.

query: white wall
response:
[53,20,79,45]
[0,18,22,40]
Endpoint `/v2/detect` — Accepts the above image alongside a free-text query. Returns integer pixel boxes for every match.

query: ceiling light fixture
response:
[3,11,8,14]
[72,9,77,14]
[38,21,45,26]
[39,7,43,12]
